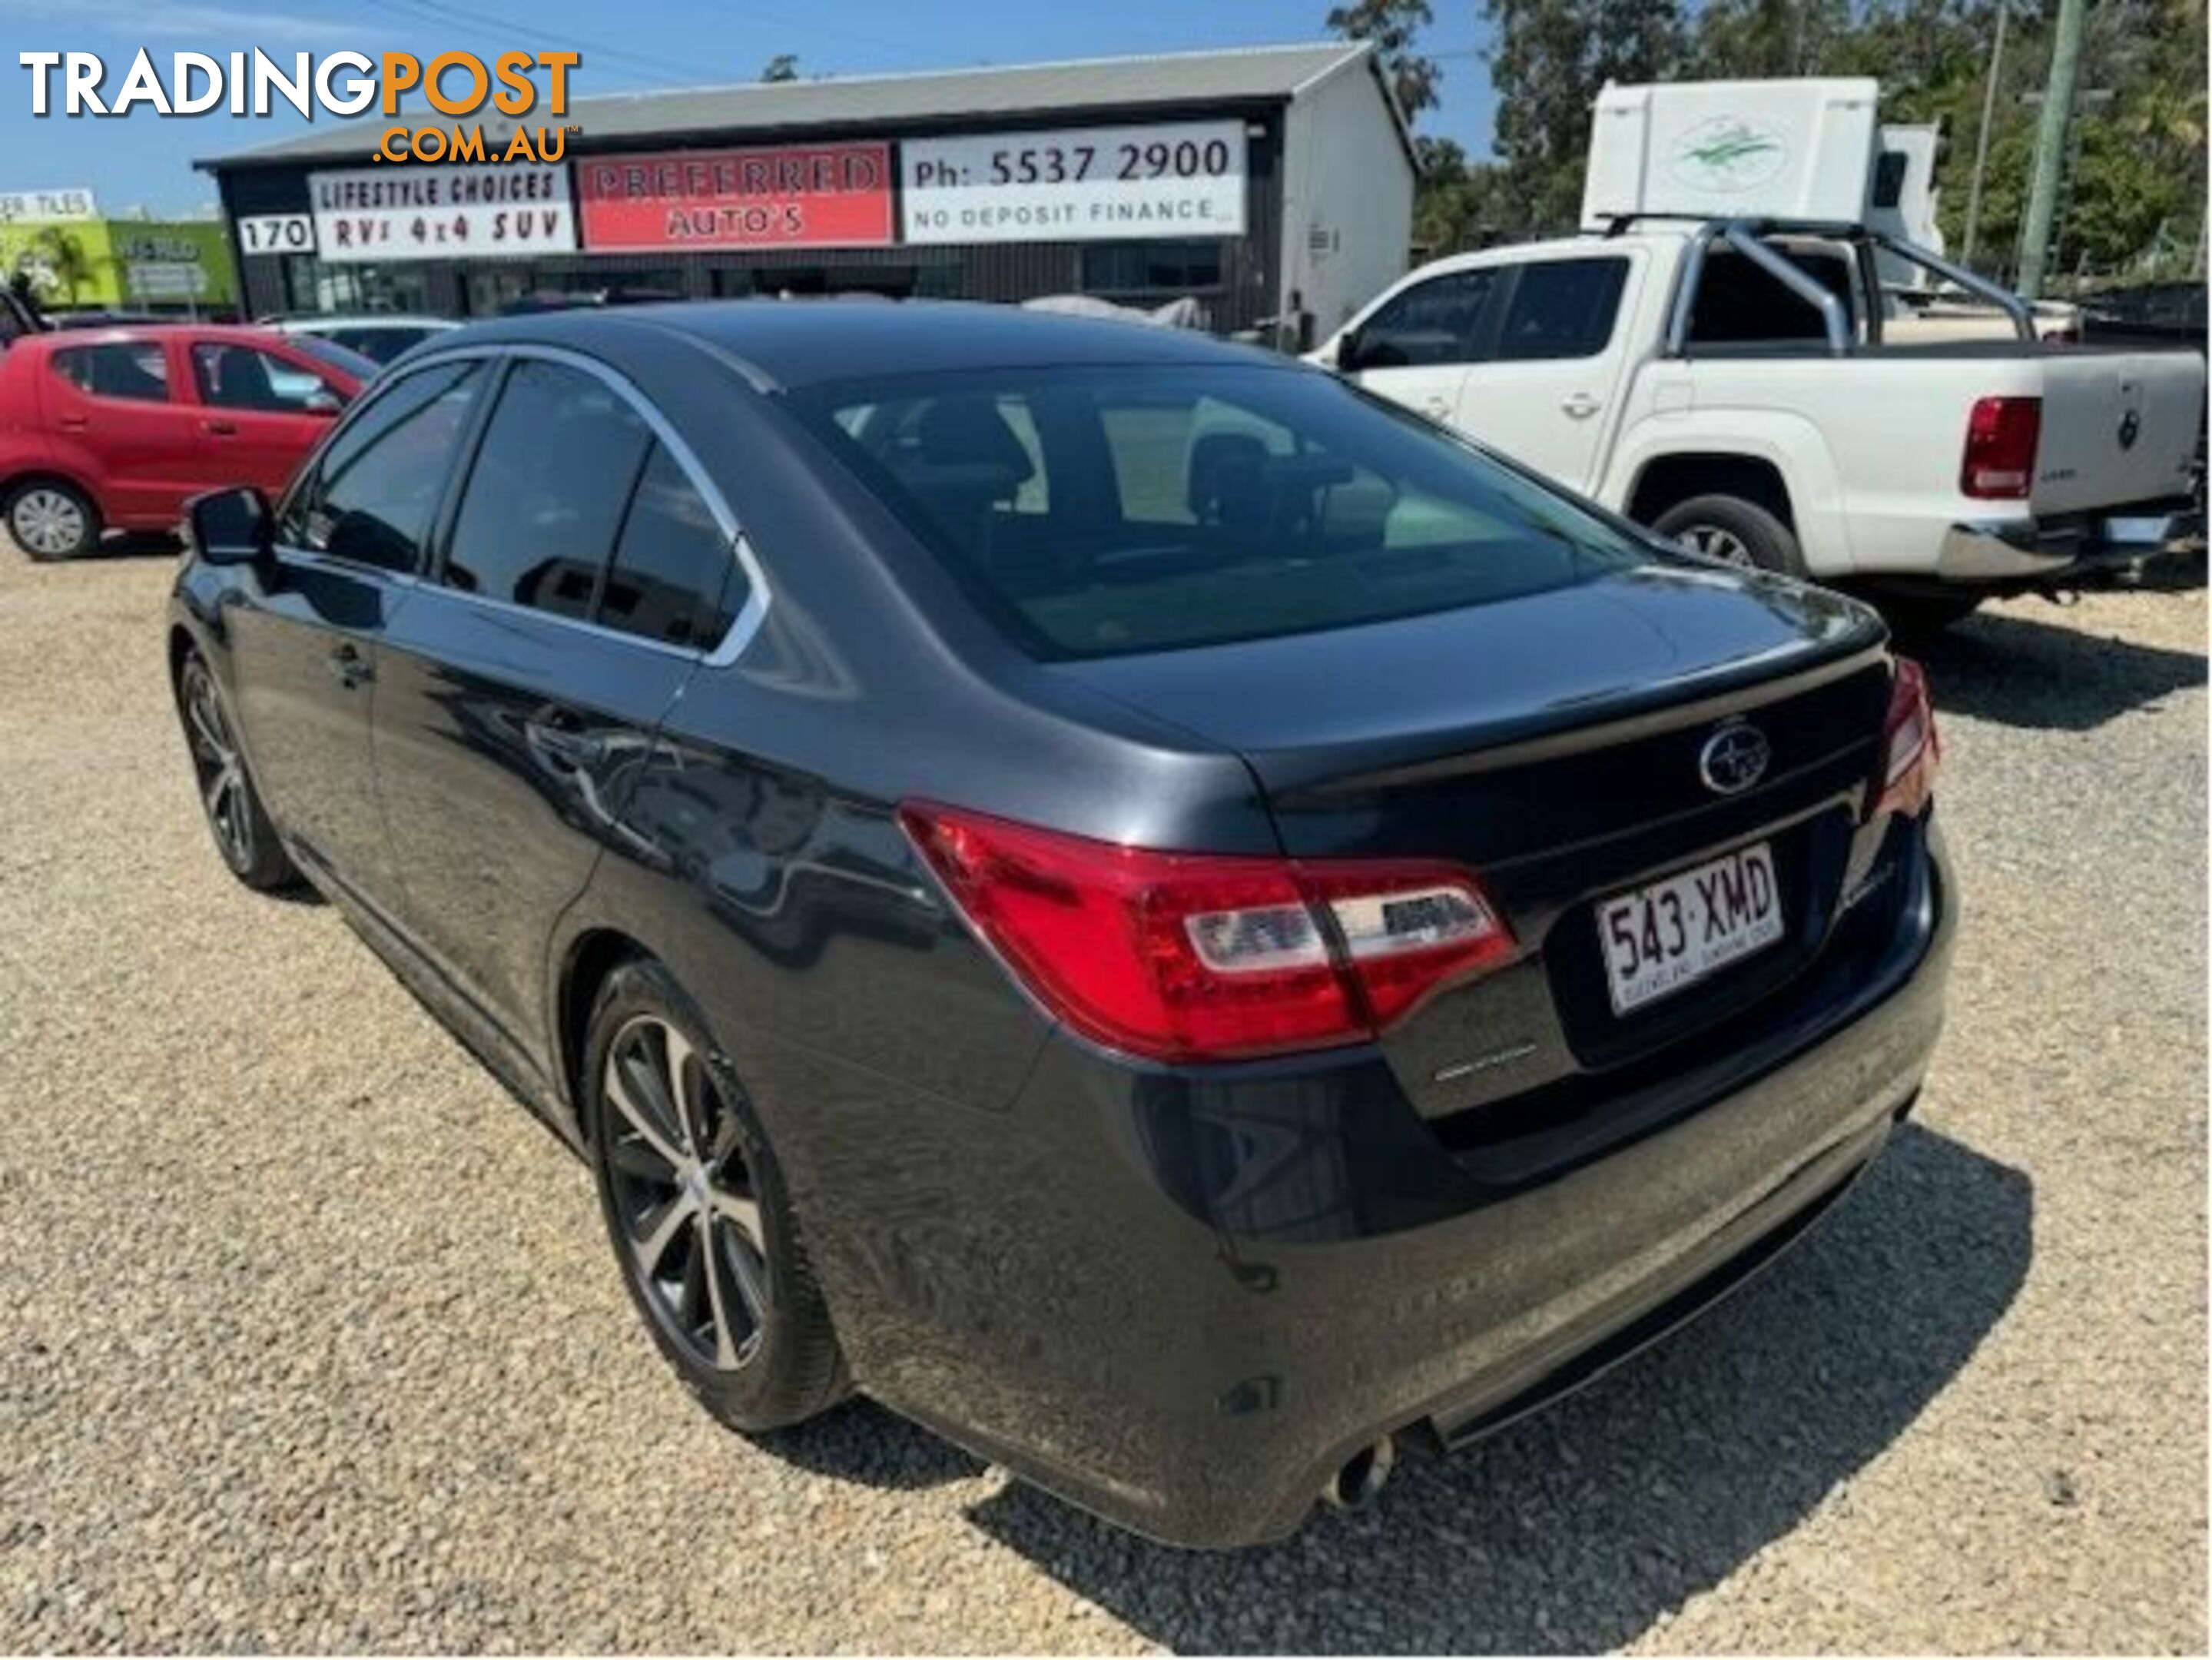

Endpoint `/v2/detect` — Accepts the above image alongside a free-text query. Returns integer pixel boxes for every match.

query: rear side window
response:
[51,342,171,403]
[798,364,1643,661]
[1494,257,1630,360]
[598,443,740,648]
[1689,247,1859,345]
[282,359,486,571]
[1354,270,1498,368]
[443,360,651,617]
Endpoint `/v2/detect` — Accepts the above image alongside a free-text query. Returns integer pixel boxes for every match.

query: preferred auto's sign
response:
[308,164,575,263]
[901,121,1245,244]
[577,143,893,251]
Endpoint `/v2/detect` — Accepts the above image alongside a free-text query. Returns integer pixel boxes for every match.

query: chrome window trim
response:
[396,340,773,666]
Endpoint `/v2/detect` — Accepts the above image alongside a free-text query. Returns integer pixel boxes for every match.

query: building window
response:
[282,256,433,317]
[1080,240,1226,298]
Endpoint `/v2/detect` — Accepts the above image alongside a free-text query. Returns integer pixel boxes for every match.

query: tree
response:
[1328,0,1442,118]
[1411,137,1521,254]
[28,227,93,306]
[760,54,800,82]
[1484,0,1690,234]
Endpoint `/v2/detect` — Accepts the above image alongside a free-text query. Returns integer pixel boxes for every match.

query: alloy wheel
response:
[181,662,254,872]
[602,1014,770,1372]
[1677,523,1755,566]
[11,488,87,557]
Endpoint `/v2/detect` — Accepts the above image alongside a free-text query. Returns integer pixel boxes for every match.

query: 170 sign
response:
[237,214,316,255]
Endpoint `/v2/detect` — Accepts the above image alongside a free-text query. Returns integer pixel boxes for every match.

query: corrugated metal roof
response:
[201,40,1386,171]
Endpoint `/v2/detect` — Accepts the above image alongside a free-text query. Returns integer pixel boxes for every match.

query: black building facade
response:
[199,42,1415,344]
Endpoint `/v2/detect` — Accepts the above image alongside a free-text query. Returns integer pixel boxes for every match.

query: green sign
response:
[0,217,237,310]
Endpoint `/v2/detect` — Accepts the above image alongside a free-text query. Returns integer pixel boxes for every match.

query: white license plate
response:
[1598,842,1784,1015]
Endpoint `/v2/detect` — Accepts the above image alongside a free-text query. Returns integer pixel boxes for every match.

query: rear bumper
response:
[814,820,1958,1548]
[1928,499,2204,590]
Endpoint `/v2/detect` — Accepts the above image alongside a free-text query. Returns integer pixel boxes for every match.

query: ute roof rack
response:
[1628,215,2038,354]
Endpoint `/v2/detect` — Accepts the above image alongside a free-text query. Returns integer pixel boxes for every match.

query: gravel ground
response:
[0,539,2202,1654]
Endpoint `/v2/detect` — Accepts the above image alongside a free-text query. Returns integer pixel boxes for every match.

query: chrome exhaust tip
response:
[1318,1435,1395,1512]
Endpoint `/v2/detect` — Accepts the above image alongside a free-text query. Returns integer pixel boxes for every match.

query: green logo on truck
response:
[1670,117,1789,193]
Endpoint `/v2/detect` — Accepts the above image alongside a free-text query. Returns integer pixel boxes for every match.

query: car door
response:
[1338,265,1504,427]
[372,350,745,1061]
[185,337,350,500]
[224,357,492,918]
[39,337,205,523]
[1449,253,1642,495]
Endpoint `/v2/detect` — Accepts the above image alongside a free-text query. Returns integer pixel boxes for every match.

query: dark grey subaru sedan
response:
[168,301,1953,1548]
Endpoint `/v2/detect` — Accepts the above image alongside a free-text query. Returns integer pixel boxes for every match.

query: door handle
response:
[1418,396,1454,420]
[1560,393,1601,420]
[56,415,88,433]
[201,419,237,437]
[325,643,373,689]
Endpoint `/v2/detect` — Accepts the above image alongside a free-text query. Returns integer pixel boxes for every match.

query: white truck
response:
[1315,78,2204,630]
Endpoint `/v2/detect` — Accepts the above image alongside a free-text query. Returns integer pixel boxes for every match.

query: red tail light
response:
[1874,657,1939,820]
[1960,395,2041,499]
[900,803,1516,1064]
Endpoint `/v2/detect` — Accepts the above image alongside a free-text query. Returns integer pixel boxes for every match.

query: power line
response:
[351,0,705,87]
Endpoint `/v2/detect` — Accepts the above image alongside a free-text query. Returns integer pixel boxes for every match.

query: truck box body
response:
[1581,79,1881,230]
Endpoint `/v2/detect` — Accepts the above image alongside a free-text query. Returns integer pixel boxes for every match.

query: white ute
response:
[1315,78,2204,630]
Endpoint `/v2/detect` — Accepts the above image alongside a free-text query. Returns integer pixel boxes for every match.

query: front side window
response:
[51,341,171,403]
[281,359,486,572]
[798,364,1645,661]
[192,343,345,413]
[598,443,741,648]
[1493,257,1630,361]
[443,359,651,616]
[1352,270,1499,368]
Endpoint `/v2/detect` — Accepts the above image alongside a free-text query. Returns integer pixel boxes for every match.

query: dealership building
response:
[197,41,1415,346]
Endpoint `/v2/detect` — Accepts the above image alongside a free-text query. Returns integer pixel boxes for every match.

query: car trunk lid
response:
[1053,561,1895,1114]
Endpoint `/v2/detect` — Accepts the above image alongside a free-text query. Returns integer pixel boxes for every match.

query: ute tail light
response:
[1961,395,2041,499]
[1874,656,1939,820]
[899,802,1516,1064]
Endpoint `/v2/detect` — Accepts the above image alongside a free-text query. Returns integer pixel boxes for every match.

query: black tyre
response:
[6,479,100,561]
[1653,493,1808,578]
[177,651,300,891]
[583,958,847,1432]
[1877,593,1982,641]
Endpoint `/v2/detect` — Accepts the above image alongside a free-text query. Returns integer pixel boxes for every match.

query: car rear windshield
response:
[791,363,1648,660]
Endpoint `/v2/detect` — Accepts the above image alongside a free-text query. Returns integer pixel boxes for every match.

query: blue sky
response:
[2,0,1498,217]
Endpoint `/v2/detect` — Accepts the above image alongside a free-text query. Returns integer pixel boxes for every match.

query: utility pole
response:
[2018,0,2088,298]
[1962,0,2011,268]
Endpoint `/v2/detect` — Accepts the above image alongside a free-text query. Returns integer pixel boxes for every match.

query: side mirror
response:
[185,486,272,567]
[303,387,343,416]
[1330,327,1364,373]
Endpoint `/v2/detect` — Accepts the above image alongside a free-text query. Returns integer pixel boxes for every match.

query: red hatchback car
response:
[0,325,370,559]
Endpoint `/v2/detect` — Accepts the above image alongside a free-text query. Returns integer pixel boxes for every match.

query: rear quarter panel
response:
[0,344,101,503]
[1627,355,2051,576]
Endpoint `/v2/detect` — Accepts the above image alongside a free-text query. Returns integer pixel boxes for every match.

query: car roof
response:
[432,300,1288,393]
[27,322,306,350]
[277,315,454,330]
